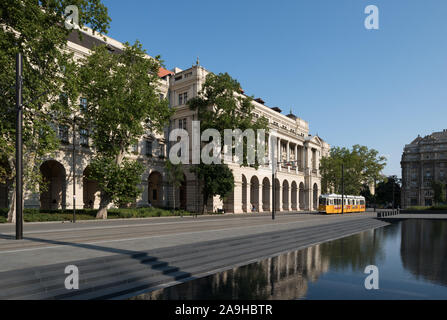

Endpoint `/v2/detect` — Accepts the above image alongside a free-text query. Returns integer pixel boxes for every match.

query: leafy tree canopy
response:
[0,0,110,221]
[320,145,386,195]
[432,181,446,205]
[188,72,269,168]
[375,175,401,207]
[79,42,172,158]
[78,41,173,218]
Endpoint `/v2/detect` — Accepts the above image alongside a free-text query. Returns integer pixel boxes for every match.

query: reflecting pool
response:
[133,219,447,300]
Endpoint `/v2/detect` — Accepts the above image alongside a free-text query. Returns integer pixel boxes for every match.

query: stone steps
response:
[0,218,389,300]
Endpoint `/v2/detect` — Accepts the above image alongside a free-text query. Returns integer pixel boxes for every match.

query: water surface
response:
[134,219,447,300]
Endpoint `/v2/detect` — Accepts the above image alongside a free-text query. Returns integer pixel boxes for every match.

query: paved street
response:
[0,211,379,271]
[0,211,388,299]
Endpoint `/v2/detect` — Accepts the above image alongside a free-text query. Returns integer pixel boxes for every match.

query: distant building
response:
[401,129,447,207]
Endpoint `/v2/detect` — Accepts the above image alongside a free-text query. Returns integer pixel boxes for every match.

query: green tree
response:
[187,73,269,212]
[78,42,172,218]
[0,0,110,222]
[432,181,446,205]
[375,175,401,208]
[165,160,184,211]
[191,164,234,214]
[89,156,144,208]
[188,72,269,168]
[320,145,386,195]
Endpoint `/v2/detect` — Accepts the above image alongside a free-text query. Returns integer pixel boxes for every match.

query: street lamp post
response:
[271,135,276,220]
[341,163,345,214]
[15,52,23,240]
[392,178,395,210]
[72,117,76,223]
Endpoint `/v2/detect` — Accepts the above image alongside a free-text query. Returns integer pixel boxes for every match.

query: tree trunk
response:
[7,157,16,223]
[173,187,175,211]
[202,193,207,215]
[96,152,125,220]
[96,192,109,219]
[7,188,16,223]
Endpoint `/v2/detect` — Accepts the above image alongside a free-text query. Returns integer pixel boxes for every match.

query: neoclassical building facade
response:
[0,28,330,214]
[401,129,447,207]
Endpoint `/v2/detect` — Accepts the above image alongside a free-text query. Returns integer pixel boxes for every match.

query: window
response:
[58,125,69,144]
[410,198,418,206]
[184,72,192,78]
[79,128,89,147]
[146,140,153,157]
[80,98,87,112]
[179,118,187,131]
[175,76,182,81]
[178,92,187,105]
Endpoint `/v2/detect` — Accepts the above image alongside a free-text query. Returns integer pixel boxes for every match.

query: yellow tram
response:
[318,194,366,214]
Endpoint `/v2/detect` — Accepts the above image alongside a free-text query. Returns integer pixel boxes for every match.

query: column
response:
[246,179,251,213]
[301,146,306,169]
[294,144,298,163]
[268,134,272,168]
[277,138,281,171]
[233,181,242,213]
[277,180,282,211]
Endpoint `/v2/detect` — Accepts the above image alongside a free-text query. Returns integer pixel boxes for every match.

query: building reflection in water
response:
[133,245,330,300]
[401,219,447,286]
[130,220,447,300]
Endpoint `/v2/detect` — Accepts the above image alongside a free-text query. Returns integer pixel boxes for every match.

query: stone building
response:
[0,27,330,214]
[401,129,447,207]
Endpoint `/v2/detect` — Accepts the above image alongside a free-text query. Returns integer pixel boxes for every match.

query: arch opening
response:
[291,181,298,211]
[299,182,305,210]
[250,176,260,212]
[83,166,99,209]
[148,171,163,208]
[282,180,289,211]
[262,177,270,212]
[40,160,66,210]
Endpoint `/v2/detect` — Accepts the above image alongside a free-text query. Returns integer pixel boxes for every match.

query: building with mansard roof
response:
[401,129,447,208]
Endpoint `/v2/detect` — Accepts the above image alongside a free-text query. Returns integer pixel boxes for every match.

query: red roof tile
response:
[158,67,174,78]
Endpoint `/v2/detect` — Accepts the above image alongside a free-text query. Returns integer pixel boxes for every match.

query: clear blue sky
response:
[103,0,447,177]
